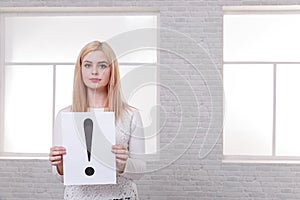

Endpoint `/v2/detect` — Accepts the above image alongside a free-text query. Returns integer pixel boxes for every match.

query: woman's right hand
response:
[49,146,66,175]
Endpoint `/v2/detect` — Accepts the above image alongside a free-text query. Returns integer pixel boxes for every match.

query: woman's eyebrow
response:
[97,61,109,65]
[83,60,108,64]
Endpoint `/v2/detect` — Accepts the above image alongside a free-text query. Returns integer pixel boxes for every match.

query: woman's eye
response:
[84,64,91,68]
[98,64,108,69]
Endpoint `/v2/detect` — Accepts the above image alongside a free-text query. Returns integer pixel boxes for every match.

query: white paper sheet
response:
[61,112,116,185]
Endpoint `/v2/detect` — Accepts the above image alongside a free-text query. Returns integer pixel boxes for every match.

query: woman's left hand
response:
[112,145,129,173]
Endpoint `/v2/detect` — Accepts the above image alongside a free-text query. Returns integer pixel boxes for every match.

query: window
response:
[223,6,300,162]
[0,7,158,158]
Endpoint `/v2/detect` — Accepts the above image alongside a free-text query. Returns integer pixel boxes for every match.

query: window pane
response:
[5,15,157,63]
[223,64,273,155]
[4,65,53,153]
[224,14,300,62]
[120,64,158,154]
[55,65,75,116]
[276,64,300,156]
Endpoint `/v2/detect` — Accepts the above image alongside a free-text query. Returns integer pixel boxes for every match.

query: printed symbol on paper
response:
[83,118,95,176]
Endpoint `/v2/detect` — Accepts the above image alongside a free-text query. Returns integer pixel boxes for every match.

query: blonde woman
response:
[49,41,145,200]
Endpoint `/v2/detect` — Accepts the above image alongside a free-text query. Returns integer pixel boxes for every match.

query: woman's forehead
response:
[83,50,108,62]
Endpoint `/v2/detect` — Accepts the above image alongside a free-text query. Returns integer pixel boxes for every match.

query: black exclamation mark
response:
[84,118,95,176]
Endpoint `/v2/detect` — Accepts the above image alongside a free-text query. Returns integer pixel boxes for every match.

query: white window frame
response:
[0,7,160,159]
[223,5,300,163]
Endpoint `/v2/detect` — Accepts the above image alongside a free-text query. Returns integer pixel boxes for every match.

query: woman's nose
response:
[91,65,98,75]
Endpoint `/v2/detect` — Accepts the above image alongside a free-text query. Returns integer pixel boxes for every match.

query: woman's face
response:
[81,50,111,91]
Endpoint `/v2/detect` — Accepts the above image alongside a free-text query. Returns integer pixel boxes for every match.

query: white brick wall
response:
[1,0,300,199]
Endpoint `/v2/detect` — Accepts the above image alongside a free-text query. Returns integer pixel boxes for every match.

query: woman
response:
[49,41,145,200]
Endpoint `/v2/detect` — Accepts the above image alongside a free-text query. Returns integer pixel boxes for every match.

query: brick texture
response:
[1,0,300,199]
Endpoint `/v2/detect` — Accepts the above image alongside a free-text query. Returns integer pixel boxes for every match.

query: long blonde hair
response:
[71,41,129,121]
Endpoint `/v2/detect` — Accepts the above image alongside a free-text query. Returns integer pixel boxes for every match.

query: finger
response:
[49,149,66,156]
[112,145,128,150]
[111,149,128,155]
[115,154,128,160]
[49,155,63,162]
[50,146,66,151]
[116,159,126,165]
[50,160,62,165]
[49,151,65,157]
[50,147,66,156]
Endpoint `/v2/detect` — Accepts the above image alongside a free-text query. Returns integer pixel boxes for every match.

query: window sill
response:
[0,152,160,161]
[0,152,48,159]
[223,155,300,164]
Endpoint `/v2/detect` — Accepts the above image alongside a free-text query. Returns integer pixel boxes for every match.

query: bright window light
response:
[223,64,273,156]
[276,64,300,156]
[5,16,157,63]
[224,14,300,62]
[55,65,74,117]
[4,65,53,153]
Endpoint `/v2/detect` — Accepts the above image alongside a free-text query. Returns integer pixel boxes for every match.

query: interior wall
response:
[1,0,300,199]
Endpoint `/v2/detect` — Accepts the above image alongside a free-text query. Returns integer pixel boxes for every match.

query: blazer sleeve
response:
[119,109,146,180]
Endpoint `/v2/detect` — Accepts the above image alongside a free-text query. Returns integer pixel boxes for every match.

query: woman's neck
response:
[87,88,108,108]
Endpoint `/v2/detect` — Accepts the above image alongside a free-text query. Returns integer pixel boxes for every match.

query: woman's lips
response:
[90,78,101,83]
